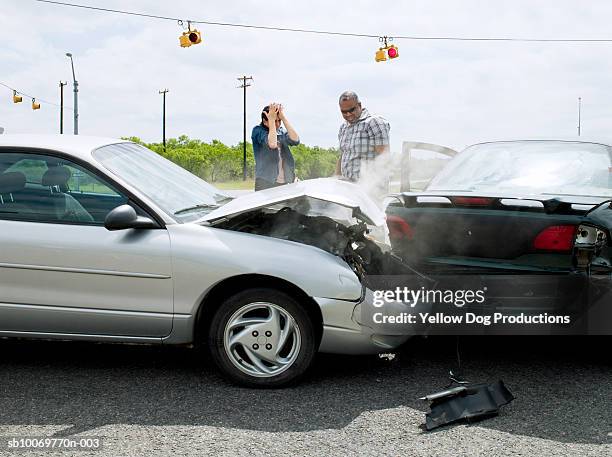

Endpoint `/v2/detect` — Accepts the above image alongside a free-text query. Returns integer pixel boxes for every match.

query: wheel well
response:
[194,274,323,346]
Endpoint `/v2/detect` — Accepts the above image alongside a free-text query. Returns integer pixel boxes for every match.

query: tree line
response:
[124,136,339,182]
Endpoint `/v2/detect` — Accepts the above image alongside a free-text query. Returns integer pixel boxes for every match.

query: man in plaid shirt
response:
[336,91,390,182]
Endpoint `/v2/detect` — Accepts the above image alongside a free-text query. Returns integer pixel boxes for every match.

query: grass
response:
[212,179,255,190]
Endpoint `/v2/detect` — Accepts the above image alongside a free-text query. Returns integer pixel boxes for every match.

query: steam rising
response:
[354,151,397,205]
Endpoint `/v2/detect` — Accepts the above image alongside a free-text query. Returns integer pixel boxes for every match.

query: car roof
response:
[0,134,128,161]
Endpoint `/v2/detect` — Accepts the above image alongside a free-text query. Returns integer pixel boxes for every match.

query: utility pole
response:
[577,97,582,137]
[237,75,253,181]
[59,81,67,134]
[159,89,169,151]
[66,53,78,134]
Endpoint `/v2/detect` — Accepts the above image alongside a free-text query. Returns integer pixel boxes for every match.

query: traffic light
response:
[13,90,22,103]
[387,45,399,59]
[179,29,202,47]
[31,98,40,110]
[375,37,399,63]
[375,48,387,62]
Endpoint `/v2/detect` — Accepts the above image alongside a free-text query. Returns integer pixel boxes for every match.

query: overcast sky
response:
[2,0,612,153]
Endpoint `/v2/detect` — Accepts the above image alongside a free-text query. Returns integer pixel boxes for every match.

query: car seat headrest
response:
[0,171,26,194]
[42,166,71,187]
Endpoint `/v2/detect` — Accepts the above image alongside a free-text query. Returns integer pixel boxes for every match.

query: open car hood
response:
[198,178,386,227]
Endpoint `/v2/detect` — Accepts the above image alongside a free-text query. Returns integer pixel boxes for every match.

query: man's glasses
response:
[341,106,359,114]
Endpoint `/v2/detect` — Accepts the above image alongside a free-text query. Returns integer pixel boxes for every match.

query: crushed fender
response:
[420,380,515,430]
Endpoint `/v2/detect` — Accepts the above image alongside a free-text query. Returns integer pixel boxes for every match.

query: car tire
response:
[207,287,317,388]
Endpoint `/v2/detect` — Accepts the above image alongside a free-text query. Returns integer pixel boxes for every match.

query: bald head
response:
[339,91,360,104]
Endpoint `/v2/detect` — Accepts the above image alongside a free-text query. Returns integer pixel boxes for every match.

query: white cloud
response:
[2,0,612,153]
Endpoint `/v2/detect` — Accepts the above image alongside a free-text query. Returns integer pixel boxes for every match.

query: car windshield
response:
[428,141,612,197]
[93,142,232,221]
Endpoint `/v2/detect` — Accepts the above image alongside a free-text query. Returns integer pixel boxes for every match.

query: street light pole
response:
[66,53,78,135]
[159,89,169,151]
[59,81,67,134]
[236,75,253,181]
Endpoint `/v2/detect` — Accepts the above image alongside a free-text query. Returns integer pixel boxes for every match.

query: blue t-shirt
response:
[251,124,299,183]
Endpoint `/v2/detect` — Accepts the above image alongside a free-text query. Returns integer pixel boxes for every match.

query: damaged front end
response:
[208,202,401,278]
[197,178,423,354]
[199,178,413,279]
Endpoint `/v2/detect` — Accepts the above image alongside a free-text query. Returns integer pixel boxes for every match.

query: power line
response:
[32,0,612,43]
[0,81,73,110]
[33,0,376,37]
[33,0,181,23]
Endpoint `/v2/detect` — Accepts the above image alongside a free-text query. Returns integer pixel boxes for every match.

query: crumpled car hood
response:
[197,178,386,227]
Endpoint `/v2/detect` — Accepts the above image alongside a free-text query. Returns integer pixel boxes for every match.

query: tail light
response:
[533,225,576,252]
[386,215,413,240]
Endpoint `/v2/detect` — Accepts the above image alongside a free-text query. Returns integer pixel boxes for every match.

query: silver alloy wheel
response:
[223,302,302,378]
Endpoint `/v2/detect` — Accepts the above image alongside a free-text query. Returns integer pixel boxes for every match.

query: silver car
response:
[0,135,411,387]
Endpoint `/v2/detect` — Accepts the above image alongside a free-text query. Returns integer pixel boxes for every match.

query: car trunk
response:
[385,193,610,273]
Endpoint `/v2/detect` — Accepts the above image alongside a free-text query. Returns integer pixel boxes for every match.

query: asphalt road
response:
[0,336,609,456]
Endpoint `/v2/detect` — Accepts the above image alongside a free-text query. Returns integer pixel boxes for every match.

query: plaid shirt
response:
[338,108,390,181]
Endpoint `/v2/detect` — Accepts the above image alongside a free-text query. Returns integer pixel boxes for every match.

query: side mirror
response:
[104,204,158,231]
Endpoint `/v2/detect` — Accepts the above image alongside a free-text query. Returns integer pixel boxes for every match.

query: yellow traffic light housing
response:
[179,32,192,47]
[375,48,387,62]
[179,21,202,47]
[31,98,40,110]
[188,30,202,45]
[13,91,22,103]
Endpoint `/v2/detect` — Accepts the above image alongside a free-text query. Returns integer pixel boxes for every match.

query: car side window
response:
[6,158,47,183]
[0,152,129,224]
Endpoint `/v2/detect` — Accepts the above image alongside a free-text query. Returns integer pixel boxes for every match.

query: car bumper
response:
[314,288,429,355]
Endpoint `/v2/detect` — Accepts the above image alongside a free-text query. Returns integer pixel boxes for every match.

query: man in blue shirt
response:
[251,103,300,191]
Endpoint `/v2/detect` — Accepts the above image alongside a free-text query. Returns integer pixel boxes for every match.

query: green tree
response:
[123,136,338,182]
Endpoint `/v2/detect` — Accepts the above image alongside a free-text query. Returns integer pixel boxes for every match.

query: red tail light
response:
[386,215,413,240]
[533,225,576,252]
[452,197,495,206]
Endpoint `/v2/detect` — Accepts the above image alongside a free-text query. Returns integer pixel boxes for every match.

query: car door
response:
[395,141,458,192]
[0,150,173,339]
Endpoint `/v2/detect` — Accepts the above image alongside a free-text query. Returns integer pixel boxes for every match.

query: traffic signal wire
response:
[0,81,73,110]
[32,0,612,43]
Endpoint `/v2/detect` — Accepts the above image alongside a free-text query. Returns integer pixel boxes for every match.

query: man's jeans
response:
[254,178,287,191]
